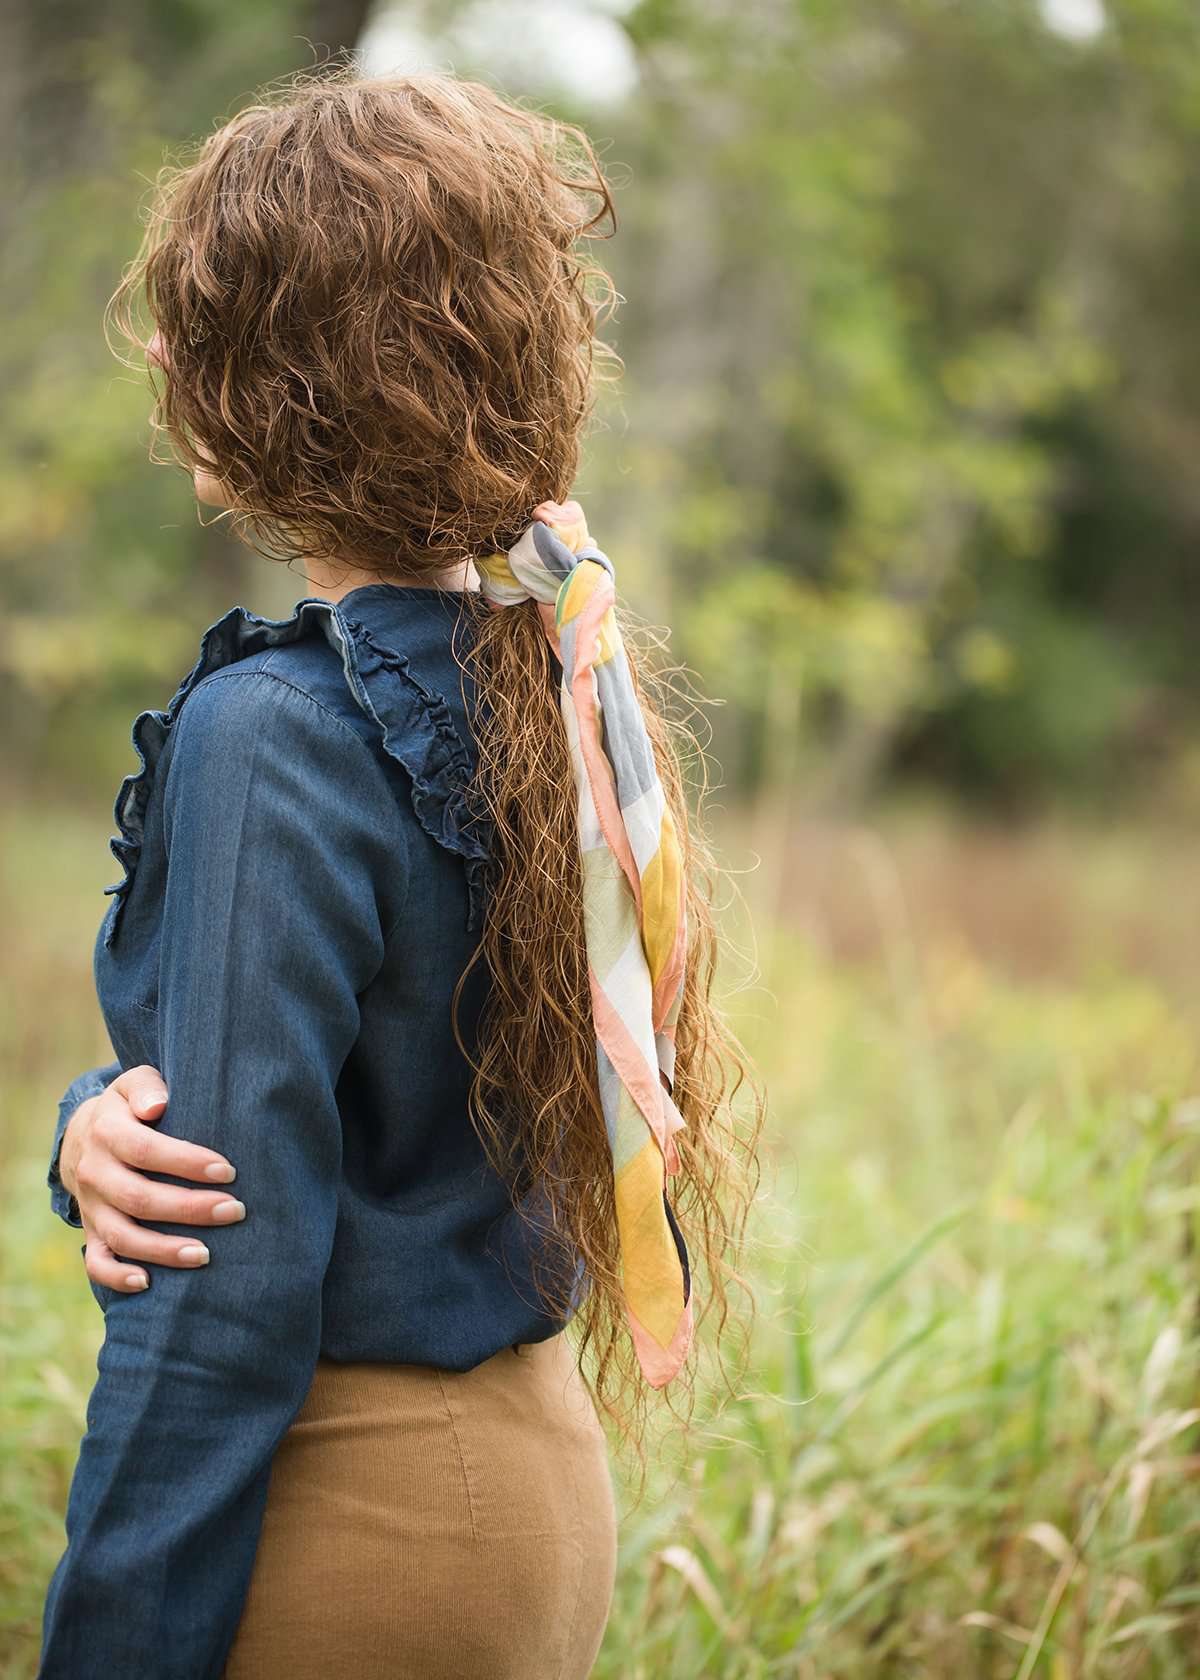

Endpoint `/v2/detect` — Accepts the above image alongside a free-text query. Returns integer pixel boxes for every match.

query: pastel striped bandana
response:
[477,499,695,1388]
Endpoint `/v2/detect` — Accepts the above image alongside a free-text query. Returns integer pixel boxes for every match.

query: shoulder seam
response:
[177,668,414,935]
[189,667,378,757]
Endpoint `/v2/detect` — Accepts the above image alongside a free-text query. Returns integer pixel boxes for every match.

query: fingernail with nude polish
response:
[127,1273,149,1289]
[212,1200,246,1223]
[204,1162,237,1182]
[178,1243,210,1264]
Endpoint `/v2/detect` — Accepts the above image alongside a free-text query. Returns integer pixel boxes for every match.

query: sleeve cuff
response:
[49,1065,120,1229]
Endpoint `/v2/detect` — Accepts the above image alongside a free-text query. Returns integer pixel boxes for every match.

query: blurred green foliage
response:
[5,0,1200,816]
[594,0,1200,812]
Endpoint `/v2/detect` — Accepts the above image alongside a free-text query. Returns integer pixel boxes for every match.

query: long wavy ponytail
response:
[454,581,766,1496]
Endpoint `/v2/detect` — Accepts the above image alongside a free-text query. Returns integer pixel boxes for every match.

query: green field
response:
[3,798,1197,1678]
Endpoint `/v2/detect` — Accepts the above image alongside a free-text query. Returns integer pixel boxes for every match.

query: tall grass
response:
[2,797,1197,1677]
[599,921,1199,1677]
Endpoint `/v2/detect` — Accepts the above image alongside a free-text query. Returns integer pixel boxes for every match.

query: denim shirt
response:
[39,583,582,1679]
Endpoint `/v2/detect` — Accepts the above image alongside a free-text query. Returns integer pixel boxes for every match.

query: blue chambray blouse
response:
[39,583,582,1679]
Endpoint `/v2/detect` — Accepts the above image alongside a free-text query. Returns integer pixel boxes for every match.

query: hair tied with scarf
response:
[477,500,694,1389]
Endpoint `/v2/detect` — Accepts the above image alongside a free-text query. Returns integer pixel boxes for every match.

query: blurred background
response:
[3,2,1199,1675]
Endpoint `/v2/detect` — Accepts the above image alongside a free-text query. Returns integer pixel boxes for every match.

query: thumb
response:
[132,1085,169,1122]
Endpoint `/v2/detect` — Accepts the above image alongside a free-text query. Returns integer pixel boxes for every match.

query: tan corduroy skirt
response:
[221,1331,618,1680]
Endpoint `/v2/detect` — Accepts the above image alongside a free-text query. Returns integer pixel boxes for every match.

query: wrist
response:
[58,1097,94,1200]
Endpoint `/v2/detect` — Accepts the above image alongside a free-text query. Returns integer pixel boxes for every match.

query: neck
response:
[304,554,481,604]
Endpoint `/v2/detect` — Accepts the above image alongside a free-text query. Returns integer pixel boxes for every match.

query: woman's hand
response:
[60,1064,247,1294]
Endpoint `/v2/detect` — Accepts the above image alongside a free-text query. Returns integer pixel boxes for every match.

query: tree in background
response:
[588,0,1200,815]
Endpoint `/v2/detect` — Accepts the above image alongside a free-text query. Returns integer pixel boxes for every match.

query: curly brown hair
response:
[109,65,766,1496]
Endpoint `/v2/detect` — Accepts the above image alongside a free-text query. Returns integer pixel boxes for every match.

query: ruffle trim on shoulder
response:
[101,597,493,950]
[338,613,495,933]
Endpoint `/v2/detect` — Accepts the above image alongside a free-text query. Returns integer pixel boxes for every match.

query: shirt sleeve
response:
[39,669,399,1680]
[48,1061,124,1228]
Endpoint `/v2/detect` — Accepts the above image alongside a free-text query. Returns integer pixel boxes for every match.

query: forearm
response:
[40,1026,341,1675]
[38,1225,330,1679]
[39,1020,341,1675]
[48,1061,123,1228]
